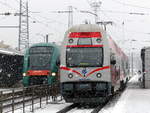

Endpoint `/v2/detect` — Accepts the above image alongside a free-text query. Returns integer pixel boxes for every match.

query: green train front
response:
[23,43,60,86]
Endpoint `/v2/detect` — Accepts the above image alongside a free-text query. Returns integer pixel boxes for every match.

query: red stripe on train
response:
[27,70,50,76]
[60,67,83,77]
[60,66,110,78]
[86,66,110,77]
[68,32,102,38]
[66,45,103,48]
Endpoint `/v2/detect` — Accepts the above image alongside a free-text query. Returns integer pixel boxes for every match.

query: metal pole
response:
[23,87,25,113]
[94,8,98,24]
[46,85,48,104]
[46,34,48,43]
[40,91,42,108]
[68,6,73,29]
[31,87,34,112]
[0,91,3,113]
[12,90,15,113]
[131,51,133,76]
[27,1,29,48]
[18,0,22,51]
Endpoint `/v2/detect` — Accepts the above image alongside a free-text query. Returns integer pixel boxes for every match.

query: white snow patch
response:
[101,74,150,113]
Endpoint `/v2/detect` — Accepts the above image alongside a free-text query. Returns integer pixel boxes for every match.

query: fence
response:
[0,84,61,113]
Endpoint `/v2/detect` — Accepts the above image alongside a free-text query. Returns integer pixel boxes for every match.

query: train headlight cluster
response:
[52,72,56,76]
[68,73,73,78]
[96,38,102,43]
[96,73,102,78]
[23,73,26,76]
[68,39,74,43]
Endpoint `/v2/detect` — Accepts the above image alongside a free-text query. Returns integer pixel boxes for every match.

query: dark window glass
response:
[29,46,53,54]
[66,47,103,67]
[29,46,53,70]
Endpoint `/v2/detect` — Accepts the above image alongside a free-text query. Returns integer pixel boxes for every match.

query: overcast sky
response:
[1,0,150,54]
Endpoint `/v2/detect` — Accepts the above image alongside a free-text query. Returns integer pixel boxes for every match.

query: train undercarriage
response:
[23,75,56,86]
[61,81,113,103]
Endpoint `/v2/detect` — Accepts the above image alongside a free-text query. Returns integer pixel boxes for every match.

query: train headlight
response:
[52,72,56,76]
[68,39,74,43]
[23,73,26,76]
[96,38,102,43]
[96,73,102,78]
[68,73,73,78]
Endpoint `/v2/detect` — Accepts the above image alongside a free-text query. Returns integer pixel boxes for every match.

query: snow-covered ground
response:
[15,98,72,113]
[15,74,150,113]
[101,74,150,113]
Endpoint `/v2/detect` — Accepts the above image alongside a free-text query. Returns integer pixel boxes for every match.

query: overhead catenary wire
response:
[0,0,65,36]
[99,9,149,15]
[111,0,150,10]
[100,10,150,35]
[1,1,150,37]
[99,10,150,52]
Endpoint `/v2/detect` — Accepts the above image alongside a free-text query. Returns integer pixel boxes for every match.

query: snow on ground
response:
[68,108,93,113]
[34,101,71,113]
[15,74,150,113]
[101,74,150,113]
[15,99,72,113]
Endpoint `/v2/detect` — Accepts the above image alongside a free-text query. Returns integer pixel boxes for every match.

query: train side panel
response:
[141,47,150,88]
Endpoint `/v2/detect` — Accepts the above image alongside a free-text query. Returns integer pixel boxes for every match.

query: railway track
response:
[57,88,124,113]
[57,103,106,113]
[91,102,109,113]
[56,104,78,113]
[91,88,124,113]
[56,101,109,113]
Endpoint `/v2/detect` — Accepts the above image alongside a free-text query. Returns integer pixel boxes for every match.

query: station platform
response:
[102,74,150,113]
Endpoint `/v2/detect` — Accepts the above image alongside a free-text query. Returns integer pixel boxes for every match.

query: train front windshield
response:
[29,46,53,70]
[66,47,103,67]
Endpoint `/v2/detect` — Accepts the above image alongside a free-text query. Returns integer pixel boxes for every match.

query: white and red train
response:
[60,24,129,103]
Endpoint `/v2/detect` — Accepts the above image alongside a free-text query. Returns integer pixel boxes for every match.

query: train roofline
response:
[65,24,104,33]
[29,42,60,48]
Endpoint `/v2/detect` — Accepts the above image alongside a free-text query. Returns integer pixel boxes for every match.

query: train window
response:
[29,46,53,70]
[29,54,51,70]
[66,47,103,67]
[29,46,53,54]
[77,38,92,45]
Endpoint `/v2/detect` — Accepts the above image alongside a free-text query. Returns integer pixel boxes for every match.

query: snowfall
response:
[14,74,150,113]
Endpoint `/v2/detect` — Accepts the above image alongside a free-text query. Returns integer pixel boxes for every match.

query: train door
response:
[144,48,150,88]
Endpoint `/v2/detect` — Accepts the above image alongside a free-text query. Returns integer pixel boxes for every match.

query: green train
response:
[23,43,60,87]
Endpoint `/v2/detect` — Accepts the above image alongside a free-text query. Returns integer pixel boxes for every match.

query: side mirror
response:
[111,60,116,65]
